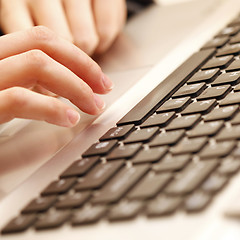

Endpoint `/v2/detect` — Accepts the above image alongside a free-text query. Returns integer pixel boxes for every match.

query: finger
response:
[0,50,105,115]
[0,87,80,127]
[93,0,127,54]
[27,0,73,42]
[0,0,34,33]
[0,26,113,94]
[63,0,99,55]
[31,85,58,97]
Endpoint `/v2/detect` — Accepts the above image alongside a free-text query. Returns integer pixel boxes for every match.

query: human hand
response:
[0,26,113,127]
[0,0,127,56]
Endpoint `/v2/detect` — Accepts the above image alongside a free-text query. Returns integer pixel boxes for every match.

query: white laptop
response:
[2,0,240,239]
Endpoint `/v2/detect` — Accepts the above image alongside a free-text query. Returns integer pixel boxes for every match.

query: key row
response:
[4,156,238,234]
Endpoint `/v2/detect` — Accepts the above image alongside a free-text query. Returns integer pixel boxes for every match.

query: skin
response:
[0,0,127,55]
[0,26,114,127]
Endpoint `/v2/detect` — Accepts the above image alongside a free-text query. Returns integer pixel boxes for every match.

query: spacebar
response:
[117,49,215,126]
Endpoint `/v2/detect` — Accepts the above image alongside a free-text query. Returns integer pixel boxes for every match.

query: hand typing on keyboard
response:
[0,0,127,56]
[0,26,113,127]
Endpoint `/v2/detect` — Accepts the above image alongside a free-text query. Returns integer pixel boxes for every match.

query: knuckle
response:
[44,98,63,123]
[46,98,59,113]
[63,33,74,43]
[28,26,57,43]
[24,49,48,68]
[6,87,28,109]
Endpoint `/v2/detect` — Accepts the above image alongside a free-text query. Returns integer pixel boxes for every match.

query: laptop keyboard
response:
[3,14,240,235]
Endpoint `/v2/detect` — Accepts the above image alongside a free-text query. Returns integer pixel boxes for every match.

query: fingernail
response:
[94,94,105,111]
[102,74,114,91]
[66,109,80,127]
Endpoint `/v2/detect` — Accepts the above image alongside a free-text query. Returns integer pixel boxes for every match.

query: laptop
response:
[1,0,240,239]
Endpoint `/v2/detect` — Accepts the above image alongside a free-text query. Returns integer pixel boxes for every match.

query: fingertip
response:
[74,35,99,56]
[65,109,80,127]
[94,94,106,112]
[102,74,114,92]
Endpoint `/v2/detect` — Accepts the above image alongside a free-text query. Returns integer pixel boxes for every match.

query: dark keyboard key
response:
[200,141,236,159]
[21,196,57,213]
[219,92,240,106]
[106,143,142,160]
[202,55,233,69]
[187,121,224,138]
[196,85,232,100]
[72,206,107,225]
[230,32,240,44]
[216,43,240,56]
[204,105,238,121]
[202,37,229,49]
[100,124,135,141]
[165,160,218,195]
[55,192,91,209]
[117,49,215,126]
[60,157,99,178]
[216,26,240,37]
[184,192,212,212]
[234,83,240,91]
[156,97,191,113]
[82,140,118,157]
[149,130,185,147]
[131,147,168,164]
[41,178,77,196]
[172,83,206,98]
[165,114,201,131]
[152,154,191,172]
[74,161,124,190]
[140,112,175,128]
[35,211,71,230]
[1,215,37,234]
[146,195,182,217]
[91,165,150,204]
[127,172,172,200]
[233,146,240,157]
[170,137,208,155]
[201,174,228,194]
[211,71,240,86]
[218,158,240,175]
[216,125,240,141]
[181,99,217,115]
[123,127,159,144]
[231,112,240,124]
[187,69,220,84]
[226,59,240,72]
[108,201,144,221]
